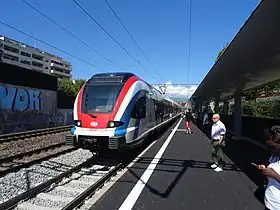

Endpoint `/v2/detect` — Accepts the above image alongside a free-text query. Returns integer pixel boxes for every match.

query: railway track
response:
[0,125,72,144]
[0,117,178,209]
[0,156,123,210]
[0,125,74,176]
[0,144,76,176]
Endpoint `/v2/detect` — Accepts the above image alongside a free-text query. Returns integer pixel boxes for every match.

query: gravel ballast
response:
[0,132,68,159]
[12,163,115,209]
[0,149,93,204]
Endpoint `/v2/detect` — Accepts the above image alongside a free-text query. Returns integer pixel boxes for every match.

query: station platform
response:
[90,118,266,210]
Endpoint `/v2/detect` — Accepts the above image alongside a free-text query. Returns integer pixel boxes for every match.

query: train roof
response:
[92,72,135,77]
[88,72,136,84]
[87,72,180,107]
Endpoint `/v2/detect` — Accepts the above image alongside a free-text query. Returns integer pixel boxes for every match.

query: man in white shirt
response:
[210,113,226,172]
[256,126,280,210]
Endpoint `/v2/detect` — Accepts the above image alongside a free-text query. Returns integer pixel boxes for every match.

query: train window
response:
[131,97,146,119]
[82,84,123,113]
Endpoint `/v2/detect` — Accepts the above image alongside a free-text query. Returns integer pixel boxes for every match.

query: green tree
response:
[242,99,280,119]
[242,101,255,116]
[243,79,280,100]
[72,79,86,95]
[58,79,86,96]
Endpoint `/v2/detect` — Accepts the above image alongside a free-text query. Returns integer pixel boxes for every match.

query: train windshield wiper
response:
[85,110,97,118]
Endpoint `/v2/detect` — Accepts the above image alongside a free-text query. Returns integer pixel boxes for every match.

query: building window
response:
[51,60,63,66]
[50,66,71,75]
[32,53,43,60]
[45,67,48,69]
[3,53,19,62]
[21,51,31,57]
[4,45,19,53]
[20,60,31,65]
[32,61,43,68]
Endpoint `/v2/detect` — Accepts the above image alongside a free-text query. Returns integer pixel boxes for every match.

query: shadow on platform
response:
[118,157,241,199]
[194,120,269,205]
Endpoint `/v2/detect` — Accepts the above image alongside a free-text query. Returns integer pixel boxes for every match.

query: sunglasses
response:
[264,129,276,136]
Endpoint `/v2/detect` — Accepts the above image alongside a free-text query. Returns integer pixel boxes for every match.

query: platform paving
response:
[91,119,265,210]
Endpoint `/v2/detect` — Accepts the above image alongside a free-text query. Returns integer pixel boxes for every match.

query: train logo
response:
[90,121,98,127]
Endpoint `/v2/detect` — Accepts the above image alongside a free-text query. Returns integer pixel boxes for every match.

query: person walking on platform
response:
[255,126,280,210]
[185,109,192,134]
[210,114,226,172]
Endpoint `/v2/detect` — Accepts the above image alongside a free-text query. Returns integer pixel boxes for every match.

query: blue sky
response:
[1,0,260,86]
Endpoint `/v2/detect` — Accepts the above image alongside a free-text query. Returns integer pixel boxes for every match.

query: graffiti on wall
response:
[0,109,74,133]
[0,83,60,134]
[0,86,41,111]
[0,84,75,134]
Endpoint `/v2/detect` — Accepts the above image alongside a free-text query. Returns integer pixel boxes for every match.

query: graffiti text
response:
[0,86,41,111]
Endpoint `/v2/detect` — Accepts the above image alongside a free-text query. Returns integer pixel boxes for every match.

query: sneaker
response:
[214,167,223,172]
[211,163,217,168]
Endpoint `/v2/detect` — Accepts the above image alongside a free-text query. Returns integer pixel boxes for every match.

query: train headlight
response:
[109,121,115,127]
[75,120,82,127]
[107,121,124,128]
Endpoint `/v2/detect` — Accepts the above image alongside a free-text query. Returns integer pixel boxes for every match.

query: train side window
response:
[131,97,146,119]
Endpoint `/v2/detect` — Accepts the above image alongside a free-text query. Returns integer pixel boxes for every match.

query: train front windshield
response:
[82,84,123,113]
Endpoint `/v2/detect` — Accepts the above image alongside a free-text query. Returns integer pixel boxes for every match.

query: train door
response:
[146,92,156,131]
[130,94,147,141]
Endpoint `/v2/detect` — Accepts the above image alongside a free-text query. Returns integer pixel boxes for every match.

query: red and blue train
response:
[69,72,181,154]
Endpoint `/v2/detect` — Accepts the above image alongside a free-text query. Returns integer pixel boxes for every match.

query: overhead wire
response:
[104,0,164,81]
[72,0,159,82]
[21,0,125,72]
[0,20,107,76]
[187,0,192,87]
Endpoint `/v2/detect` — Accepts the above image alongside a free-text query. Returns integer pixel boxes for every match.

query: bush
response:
[243,102,255,116]
[58,79,86,97]
[57,79,86,109]
[243,100,280,119]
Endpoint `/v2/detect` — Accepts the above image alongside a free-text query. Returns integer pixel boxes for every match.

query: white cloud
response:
[152,82,198,101]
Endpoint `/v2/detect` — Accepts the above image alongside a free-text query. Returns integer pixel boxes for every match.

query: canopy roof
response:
[191,0,280,102]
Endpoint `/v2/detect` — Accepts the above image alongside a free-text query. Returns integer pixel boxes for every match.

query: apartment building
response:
[0,35,72,79]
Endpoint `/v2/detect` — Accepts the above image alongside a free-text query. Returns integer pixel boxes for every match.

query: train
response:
[68,72,182,154]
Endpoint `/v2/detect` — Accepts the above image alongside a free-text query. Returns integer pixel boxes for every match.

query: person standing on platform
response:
[185,109,192,134]
[203,110,209,135]
[210,113,226,172]
[192,111,197,125]
[255,126,280,210]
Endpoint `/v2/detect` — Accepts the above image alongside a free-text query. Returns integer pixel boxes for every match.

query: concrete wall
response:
[57,109,74,125]
[0,83,59,134]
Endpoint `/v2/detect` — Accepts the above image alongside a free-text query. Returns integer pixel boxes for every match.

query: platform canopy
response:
[191,0,280,102]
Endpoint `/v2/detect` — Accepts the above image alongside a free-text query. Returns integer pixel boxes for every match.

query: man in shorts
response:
[185,109,192,134]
